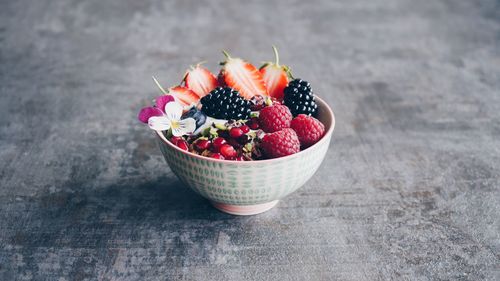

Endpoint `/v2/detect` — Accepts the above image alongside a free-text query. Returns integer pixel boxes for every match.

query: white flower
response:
[148,102,196,136]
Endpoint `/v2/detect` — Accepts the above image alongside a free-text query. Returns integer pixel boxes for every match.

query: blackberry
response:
[201,87,251,120]
[283,79,318,117]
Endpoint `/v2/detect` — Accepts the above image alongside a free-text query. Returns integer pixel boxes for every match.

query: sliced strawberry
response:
[259,46,290,101]
[219,51,267,99]
[183,64,218,98]
[152,76,200,107]
[168,86,200,107]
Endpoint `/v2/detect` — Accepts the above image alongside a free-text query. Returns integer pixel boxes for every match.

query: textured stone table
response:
[1,0,499,280]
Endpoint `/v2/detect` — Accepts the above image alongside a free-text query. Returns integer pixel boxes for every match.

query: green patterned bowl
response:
[156,96,335,215]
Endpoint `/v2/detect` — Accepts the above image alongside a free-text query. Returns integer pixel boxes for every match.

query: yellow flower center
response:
[171,120,180,129]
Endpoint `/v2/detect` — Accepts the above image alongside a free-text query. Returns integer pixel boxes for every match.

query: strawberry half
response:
[168,86,200,107]
[219,51,268,99]
[183,64,218,98]
[259,46,290,101]
[152,76,200,107]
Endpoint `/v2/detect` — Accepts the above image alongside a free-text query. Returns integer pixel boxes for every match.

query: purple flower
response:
[138,95,175,123]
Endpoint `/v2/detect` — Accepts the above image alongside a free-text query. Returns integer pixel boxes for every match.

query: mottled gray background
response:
[1,0,499,280]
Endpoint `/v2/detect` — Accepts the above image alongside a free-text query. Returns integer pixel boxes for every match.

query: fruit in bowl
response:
[138,47,335,215]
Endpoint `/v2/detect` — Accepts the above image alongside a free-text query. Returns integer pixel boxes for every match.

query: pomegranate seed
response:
[229,127,244,138]
[237,135,249,144]
[240,125,250,133]
[212,137,227,152]
[249,123,259,130]
[219,144,237,158]
[227,138,242,148]
[170,136,182,145]
[195,139,211,151]
[211,153,225,160]
[247,117,260,130]
[176,140,189,151]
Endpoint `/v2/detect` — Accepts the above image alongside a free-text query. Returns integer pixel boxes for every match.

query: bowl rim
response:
[155,96,335,165]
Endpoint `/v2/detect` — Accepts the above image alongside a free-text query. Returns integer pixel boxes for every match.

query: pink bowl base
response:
[211,200,279,216]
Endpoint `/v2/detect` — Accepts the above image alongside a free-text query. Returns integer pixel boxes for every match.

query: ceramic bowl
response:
[156,96,335,215]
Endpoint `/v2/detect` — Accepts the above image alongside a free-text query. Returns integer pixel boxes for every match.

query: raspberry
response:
[290,114,325,148]
[258,104,292,133]
[261,128,300,158]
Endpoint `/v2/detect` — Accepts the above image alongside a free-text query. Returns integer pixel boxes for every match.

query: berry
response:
[211,153,225,160]
[182,107,207,129]
[237,135,249,145]
[200,87,251,120]
[169,136,183,145]
[183,64,218,97]
[212,137,227,152]
[259,46,290,100]
[246,117,260,130]
[290,114,325,148]
[261,128,300,159]
[229,127,244,138]
[226,137,242,148]
[258,104,292,133]
[170,136,182,144]
[219,144,237,158]
[168,86,200,107]
[283,79,318,117]
[219,50,267,99]
[152,77,200,107]
[240,125,250,133]
[176,139,189,151]
[194,139,211,151]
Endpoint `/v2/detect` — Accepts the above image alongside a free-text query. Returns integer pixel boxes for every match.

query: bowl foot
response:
[211,200,279,216]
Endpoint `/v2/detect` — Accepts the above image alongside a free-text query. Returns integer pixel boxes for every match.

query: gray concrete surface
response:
[1,0,499,280]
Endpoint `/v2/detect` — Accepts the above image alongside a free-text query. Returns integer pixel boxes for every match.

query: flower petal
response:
[148,116,171,131]
[155,95,175,113]
[164,102,183,121]
[138,107,163,123]
[171,118,196,136]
